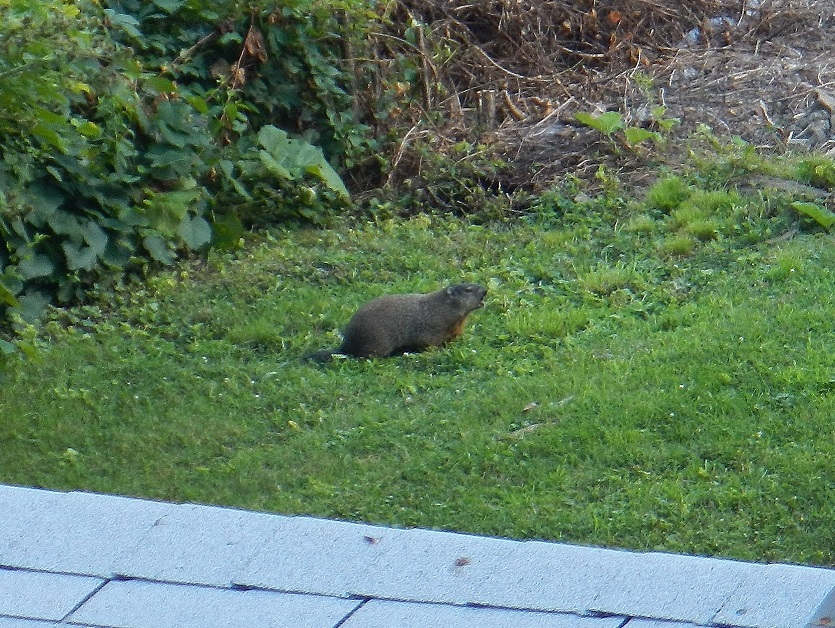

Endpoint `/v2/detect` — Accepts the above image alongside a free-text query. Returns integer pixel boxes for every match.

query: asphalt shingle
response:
[589,550,763,623]
[67,580,361,628]
[2,484,834,628]
[0,485,64,565]
[474,540,632,613]
[713,562,835,628]
[237,516,523,604]
[341,600,626,628]
[112,502,278,586]
[0,488,174,577]
[0,568,102,622]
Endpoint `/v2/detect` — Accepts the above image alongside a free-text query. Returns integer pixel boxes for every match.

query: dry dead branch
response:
[360,0,835,194]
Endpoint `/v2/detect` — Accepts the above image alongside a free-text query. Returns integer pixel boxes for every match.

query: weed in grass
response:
[505,300,591,341]
[659,234,697,256]
[578,263,643,296]
[227,319,286,351]
[686,219,721,242]
[688,128,778,185]
[646,175,692,212]
[622,214,657,234]
[795,155,835,190]
[763,250,805,282]
[668,204,709,231]
[690,188,744,214]
[525,185,581,227]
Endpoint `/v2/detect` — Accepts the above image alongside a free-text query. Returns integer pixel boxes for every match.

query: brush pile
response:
[369,0,835,192]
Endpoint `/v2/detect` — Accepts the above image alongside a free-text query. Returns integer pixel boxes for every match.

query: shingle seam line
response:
[331,597,371,628]
[59,577,110,622]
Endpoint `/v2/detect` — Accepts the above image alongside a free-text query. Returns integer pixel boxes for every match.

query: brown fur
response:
[310,283,487,361]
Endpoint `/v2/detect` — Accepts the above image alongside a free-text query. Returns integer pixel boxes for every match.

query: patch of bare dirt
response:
[503,1,835,190]
[377,1,835,194]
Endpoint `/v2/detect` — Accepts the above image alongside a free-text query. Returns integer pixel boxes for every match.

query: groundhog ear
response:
[446,286,455,296]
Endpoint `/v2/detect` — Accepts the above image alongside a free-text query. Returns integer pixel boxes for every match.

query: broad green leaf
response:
[142,188,201,236]
[143,234,176,265]
[575,111,623,135]
[223,102,240,123]
[56,275,82,303]
[59,221,108,271]
[10,217,27,238]
[103,9,142,38]
[145,77,178,94]
[102,237,135,268]
[0,280,19,307]
[16,289,50,323]
[219,32,244,46]
[147,145,191,169]
[791,201,835,230]
[152,0,187,12]
[81,221,108,251]
[177,213,212,250]
[624,127,661,146]
[32,122,66,153]
[258,150,293,180]
[16,341,38,360]
[62,241,99,271]
[118,207,151,228]
[0,272,22,297]
[25,183,64,227]
[66,80,90,95]
[211,213,244,251]
[185,95,209,114]
[48,212,85,238]
[257,125,349,198]
[258,126,293,153]
[219,160,252,200]
[305,162,349,198]
[17,253,55,280]
[72,120,101,138]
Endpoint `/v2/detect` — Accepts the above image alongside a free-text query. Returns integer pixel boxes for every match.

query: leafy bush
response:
[216,126,350,227]
[0,0,367,350]
[105,0,375,168]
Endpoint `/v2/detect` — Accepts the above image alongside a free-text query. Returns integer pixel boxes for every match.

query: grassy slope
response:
[2,207,834,566]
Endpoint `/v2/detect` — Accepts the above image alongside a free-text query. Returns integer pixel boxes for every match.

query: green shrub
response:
[0,0,365,346]
[105,0,375,169]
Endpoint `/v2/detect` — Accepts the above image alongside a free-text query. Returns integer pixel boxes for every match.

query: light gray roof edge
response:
[4,482,835,573]
[14,483,827,572]
[2,483,834,628]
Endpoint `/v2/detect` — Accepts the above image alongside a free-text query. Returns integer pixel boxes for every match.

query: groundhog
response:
[310,283,487,361]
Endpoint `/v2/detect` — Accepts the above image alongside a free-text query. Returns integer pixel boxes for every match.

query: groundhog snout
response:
[475,286,487,306]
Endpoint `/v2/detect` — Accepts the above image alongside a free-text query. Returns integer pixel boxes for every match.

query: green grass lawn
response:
[3,196,835,566]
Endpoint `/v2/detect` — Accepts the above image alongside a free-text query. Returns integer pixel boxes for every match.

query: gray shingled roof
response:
[1,483,833,627]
